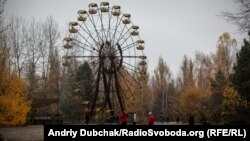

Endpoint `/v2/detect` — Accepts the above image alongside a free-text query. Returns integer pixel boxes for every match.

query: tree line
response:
[0,0,249,125]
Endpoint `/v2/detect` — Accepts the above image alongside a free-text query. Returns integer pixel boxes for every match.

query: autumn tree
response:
[214,32,237,81]
[178,55,195,91]
[179,86,208,124]
[0,0,30,126]
[222,87,249,125]
[0,49,30,126]
[209,69,228,124]
[194,51,213,92]
[134,65,152,123]
[174,55,197,122]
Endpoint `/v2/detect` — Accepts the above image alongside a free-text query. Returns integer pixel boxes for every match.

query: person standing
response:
[85,114,90,125]
[133,113,136,125]
[176,116,179,124]
[188,113,195,125]
[148,112,155,125]
[119,111,129,125]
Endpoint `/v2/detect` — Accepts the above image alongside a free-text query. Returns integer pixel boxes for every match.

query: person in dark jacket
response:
[85,114,90,125]
[188,113,195,125]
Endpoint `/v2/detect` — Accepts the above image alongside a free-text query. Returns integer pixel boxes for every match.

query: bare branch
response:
[221,0,250,33]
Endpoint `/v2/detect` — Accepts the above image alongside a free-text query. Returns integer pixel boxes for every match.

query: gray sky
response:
[5,0,245,77]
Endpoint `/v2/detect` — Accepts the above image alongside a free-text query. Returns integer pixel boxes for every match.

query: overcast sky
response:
[5,0,246,77]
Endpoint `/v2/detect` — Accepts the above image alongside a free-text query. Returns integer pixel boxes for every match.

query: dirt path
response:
[0,125,43,141]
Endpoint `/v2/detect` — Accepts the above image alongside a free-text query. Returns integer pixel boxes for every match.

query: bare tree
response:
[0,0,7,50]
[7,17,27,77]
[25,18,43,99]
[40,16,61,116]
[179,55,195,90]
[222,0,250,32]
[194,51,213,91]
[152,56,172,115]
[0,0,6,34]
[40,16,60,81]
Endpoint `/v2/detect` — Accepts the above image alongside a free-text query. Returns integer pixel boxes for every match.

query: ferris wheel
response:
[63,2,147,118]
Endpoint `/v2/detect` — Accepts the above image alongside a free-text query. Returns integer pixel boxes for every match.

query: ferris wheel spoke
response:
[122,61,141,71]
[113,25,126,44]
[119,37,133,48]
[119,72,136,100]
[71,42,99,55]
[71,43,97,55]
[115,25,132,45]
[119,70,138,89]
[87,13,104,44]
[117,82,129,103]
[122,64,141,74]
[73,38,98,51]
[116,77,133,101]
[82,27,100,48]
[67,55,99,58]
[107,11,113,40]
[111,16,123,44]
[88,13,104,43]
[97,10,108,42]
[79,24,101,48]
[120,67,141,86]
[98,11,107,42]
[113,41,136,55]
[78,25,100,49]
[118,27,135,46]
[120,55,144,58]
[121,41,137,51]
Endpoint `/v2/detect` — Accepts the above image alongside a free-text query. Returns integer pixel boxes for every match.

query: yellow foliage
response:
[0,71,31,126]
[223,87,248,111]
[180,87,205,118]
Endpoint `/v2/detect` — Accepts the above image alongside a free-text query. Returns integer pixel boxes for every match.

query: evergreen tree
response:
[230,32,250,124]
[61,61,94,123]
[232,33,250,101]
[76,61,94,101]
